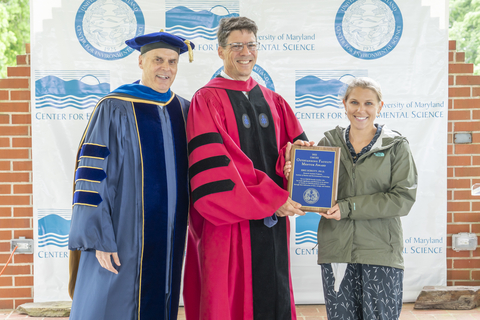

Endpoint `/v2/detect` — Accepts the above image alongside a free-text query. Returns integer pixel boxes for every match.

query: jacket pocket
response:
[354,219,392,251]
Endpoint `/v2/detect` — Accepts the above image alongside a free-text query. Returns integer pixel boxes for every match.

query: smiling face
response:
[139,48,179,93]
[218,29,257,81]
[344,87,383,132]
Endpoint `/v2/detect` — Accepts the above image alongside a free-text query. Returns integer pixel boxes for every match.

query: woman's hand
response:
[319,203,341,221]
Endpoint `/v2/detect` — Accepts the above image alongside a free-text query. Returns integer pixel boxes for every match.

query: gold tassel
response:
[184,40,194,63]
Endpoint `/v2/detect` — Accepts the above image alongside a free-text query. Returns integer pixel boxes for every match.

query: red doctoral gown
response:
[183,77,307,320]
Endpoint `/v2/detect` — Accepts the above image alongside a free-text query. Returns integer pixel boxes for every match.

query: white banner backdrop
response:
[32,0,447,303]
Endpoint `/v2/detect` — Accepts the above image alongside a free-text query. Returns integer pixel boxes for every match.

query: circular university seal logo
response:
[212,64,276,92]
[335,0,403,60]
[303,188,320,205]
[75,0,145,60]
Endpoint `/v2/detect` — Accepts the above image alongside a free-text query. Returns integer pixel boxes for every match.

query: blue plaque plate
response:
[287,145,341,212]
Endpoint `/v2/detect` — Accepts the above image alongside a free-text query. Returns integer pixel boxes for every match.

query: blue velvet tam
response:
[125,32,195,62]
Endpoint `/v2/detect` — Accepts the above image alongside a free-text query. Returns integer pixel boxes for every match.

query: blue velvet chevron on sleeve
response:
[73,190,103,207]
[74,166,107,183]
[79,143,110,160]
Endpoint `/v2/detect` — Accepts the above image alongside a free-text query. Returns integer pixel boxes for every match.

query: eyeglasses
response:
[225,42,260,52]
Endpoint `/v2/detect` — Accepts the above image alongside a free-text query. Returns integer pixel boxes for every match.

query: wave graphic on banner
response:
[295,212,321,245]
[36,95,103,110]
[35,74,110,110]
[295,76,348,109]
[296,94,343,109]
[166,6,238,40]
[38,214,71,248]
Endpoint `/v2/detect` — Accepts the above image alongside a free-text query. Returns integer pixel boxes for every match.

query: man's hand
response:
[96,251,121,274]
[284,160,292,179]
[319,203,341,221]
[285,140,316,162]
[276,197,306,217]
[284,140,315,179]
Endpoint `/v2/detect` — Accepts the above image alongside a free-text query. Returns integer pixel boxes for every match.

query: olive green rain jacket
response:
[317,125,417,269]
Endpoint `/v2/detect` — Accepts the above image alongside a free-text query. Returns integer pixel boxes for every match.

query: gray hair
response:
[217,17,258,47]
[343,77,383,102]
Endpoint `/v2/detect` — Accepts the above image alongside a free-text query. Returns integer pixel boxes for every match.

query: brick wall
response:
[0,44,33,309]
[0,41,479,308]
[447,40,480,286]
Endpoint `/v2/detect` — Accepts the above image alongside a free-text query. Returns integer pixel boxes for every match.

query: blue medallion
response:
[242,114,251,128]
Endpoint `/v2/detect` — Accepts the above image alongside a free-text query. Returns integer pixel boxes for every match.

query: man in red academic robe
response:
[183,17,312,320]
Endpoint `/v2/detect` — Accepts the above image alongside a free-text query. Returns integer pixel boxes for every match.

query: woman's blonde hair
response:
[343,77,383,102]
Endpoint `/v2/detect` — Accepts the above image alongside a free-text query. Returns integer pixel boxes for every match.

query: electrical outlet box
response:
[473,183,480,196]
[452,233,477,252]
[10,237,34,254]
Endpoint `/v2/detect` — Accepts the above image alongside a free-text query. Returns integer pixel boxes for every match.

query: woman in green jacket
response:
[285,77,417,320]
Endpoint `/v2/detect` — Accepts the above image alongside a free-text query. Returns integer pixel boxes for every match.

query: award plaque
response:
[287,145,341,212]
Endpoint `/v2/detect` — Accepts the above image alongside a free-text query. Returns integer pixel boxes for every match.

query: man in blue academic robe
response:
[68,32,195,320]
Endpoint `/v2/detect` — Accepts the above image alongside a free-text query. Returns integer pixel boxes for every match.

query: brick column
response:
[447,40,480,286]
[0,44,33,309]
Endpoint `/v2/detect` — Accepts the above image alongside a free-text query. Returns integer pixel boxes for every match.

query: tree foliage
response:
[449,0,480,74]
[0,0,29,78]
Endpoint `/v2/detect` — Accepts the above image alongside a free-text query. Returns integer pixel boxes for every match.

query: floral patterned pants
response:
[321,263,404,320]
